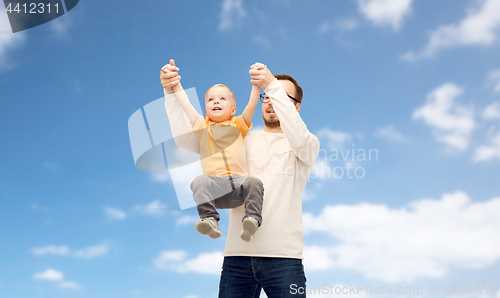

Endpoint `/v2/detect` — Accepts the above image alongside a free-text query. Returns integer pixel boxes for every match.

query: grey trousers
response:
[190,175,264,226]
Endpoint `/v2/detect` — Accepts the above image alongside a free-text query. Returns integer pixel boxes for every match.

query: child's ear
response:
[231,106,236,116]
[205,110,208,116]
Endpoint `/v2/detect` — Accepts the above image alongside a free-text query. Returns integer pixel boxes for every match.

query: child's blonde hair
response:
[205,84,236,105]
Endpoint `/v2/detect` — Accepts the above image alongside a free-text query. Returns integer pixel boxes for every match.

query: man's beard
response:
[264,116,280,128]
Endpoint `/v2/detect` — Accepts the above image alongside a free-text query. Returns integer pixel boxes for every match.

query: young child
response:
[162,60,265,242]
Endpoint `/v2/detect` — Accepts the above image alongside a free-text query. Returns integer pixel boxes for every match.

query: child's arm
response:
[241,84,260,126]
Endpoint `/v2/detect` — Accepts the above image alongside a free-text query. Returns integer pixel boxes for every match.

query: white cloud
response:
[49,13,72,35]
[72,243,109,259]
[133,200,167,216]
[58,281,81,290]
[413,83,475,150]
[32,245,70,256]
[474,130,500,161]
[316,128,352,149]
[218,0,246,31]
[155,250,186,264]
[357,0,413,30]
[303,191,500,282]
[104,207,127,221]
[403,0,500,60]
[151,172,170,182]
[154,250,223,275]
[33,269,82,290]
[176,215,199,226]
[487,69,500,94]
[302,188,317,201]
[33,269,63,281]
[32,243,108,259]
[482,102,500,120]
[374,125,404,141]
[253,35,271,48]
[31,203,49,212]
[0,8,25,68]
[318,19,358,34]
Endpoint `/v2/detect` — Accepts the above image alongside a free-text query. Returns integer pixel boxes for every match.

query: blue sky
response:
[1,0,500,297]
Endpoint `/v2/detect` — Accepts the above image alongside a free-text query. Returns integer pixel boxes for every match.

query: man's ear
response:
[295,103,301,112]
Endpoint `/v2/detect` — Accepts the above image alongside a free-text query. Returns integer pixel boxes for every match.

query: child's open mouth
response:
[212,107,222,111]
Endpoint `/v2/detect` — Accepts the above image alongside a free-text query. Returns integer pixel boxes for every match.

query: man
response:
[160,60,320,298]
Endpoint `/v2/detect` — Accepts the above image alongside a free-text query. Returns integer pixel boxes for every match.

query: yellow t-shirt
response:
[192,115,252,177]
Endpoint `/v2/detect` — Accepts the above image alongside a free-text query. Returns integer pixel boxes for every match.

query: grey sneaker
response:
[240,217,259,242]
[195,217,222,239]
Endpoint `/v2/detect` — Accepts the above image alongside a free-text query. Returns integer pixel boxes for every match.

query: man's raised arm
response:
[250,66,319,167]
[161,59,200,154]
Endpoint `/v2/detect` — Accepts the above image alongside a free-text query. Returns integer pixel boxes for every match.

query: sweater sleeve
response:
[264,79,320,167]
[164,88,200,154]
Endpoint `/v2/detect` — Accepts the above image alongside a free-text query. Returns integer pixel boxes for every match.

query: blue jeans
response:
[219,256,307,298]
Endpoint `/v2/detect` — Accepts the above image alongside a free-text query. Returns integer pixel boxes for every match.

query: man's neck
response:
[263,125,283,133]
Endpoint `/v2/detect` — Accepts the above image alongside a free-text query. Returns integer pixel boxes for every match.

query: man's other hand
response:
[249,63,275,90]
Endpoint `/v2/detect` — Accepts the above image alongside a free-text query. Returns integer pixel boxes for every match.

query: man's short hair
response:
[274,74,303,104]
[205,84,236,105]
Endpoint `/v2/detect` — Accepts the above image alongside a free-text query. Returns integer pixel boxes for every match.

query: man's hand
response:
[249,62,275,90]
[160,59,181,91]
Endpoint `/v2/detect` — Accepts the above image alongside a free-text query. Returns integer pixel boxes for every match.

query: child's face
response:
[205,86,236,122]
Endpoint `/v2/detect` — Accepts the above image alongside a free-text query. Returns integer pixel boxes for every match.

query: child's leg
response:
[190,175,221,221]
[221,176,263,242]
[240,176,264,226]
[228,176,264,226]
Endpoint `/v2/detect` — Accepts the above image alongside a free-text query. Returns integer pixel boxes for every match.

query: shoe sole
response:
[240,218,258,242]
[195,221,222,239]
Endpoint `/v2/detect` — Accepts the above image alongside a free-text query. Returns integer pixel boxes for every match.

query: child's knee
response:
[190,175,210,190]
[244,176,264,191]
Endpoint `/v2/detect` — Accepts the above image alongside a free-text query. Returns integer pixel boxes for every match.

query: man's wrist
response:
[264,78,278,92]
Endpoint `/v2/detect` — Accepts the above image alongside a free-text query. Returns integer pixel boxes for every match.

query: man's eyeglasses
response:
[260,93,299,104]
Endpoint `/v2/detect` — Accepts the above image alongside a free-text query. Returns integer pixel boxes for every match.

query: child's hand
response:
[160,59,181,91]
[250,62,267,70]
